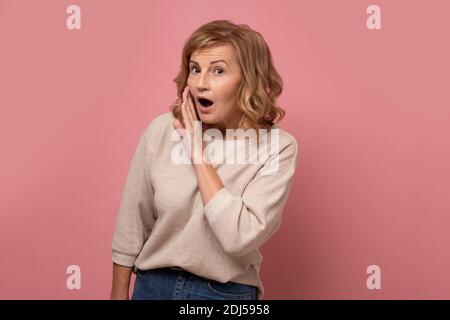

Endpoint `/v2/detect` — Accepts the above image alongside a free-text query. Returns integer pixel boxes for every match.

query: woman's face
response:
[187,44,243,132]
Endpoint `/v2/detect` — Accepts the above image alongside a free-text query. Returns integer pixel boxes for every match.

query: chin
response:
[198,114,216,123]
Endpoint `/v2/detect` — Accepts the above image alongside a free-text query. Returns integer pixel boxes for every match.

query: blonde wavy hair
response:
[169,20,285,132]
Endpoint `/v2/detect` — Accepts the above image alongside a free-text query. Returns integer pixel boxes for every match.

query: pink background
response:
[1,0,449,299]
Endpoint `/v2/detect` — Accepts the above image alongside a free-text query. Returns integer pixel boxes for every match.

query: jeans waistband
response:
[168,266,184,271]
[154,266,210,281]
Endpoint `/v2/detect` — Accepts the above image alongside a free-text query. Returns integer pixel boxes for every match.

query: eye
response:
[190,66,200,74]
[214,68,224,75]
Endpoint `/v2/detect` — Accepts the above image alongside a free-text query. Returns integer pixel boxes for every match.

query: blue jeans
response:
[131,267,258,300]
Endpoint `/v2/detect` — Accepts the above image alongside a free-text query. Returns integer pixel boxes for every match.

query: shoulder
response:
[270,125,299,164]
[139,111,175,154]
[254,126,299,177]
[142,112,175,138]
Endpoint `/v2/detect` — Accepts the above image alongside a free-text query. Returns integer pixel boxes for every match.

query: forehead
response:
[190,44,237,63]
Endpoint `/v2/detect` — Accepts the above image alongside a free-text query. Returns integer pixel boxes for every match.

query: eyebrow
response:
[189,59,229,67]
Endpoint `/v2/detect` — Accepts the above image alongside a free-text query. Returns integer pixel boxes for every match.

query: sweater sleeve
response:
[111,133,156,267]
[203,137,299,257]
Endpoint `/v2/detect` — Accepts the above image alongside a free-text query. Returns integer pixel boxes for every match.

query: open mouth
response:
[197,97,214,108]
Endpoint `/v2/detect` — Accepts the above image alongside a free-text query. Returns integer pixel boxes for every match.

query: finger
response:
[186,91,203,156]
[181,88,195,157]
[180,87,190,129]
[187,91,199,122]
[186,91,196,123]
[184,89,195,132]
[184,89,194,124]
[173,119,183,130]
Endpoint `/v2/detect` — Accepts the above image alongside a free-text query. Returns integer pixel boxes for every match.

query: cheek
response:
[217,81,240,102]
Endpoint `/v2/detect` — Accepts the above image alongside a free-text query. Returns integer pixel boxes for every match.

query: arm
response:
[111,133,156,297]
[110,263,133,300]
[193,161,224,206]
[173,86,224,205]
[174,85,299,257]
[202,139,298,257]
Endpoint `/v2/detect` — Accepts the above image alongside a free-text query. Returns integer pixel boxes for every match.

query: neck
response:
[207,112,244,138]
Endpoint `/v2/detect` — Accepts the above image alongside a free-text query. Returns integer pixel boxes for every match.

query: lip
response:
[195,96,214,114]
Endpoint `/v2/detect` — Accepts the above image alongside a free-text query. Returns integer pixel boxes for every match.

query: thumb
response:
[173,119,183,130]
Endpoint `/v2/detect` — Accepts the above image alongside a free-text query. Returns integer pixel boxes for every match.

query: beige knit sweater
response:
[111,112,299,300]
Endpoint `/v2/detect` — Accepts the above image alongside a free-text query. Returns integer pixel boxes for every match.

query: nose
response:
[194,70,210,93]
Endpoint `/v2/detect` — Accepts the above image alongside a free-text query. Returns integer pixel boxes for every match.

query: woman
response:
[110,20,298,300]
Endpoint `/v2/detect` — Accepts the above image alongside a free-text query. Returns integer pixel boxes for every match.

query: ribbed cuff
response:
[112,251,137,267]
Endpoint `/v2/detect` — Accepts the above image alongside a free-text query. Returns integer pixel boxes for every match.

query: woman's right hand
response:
[173,86,205,164]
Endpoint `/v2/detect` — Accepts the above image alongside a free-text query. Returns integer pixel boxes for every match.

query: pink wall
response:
[1,0,449,299]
